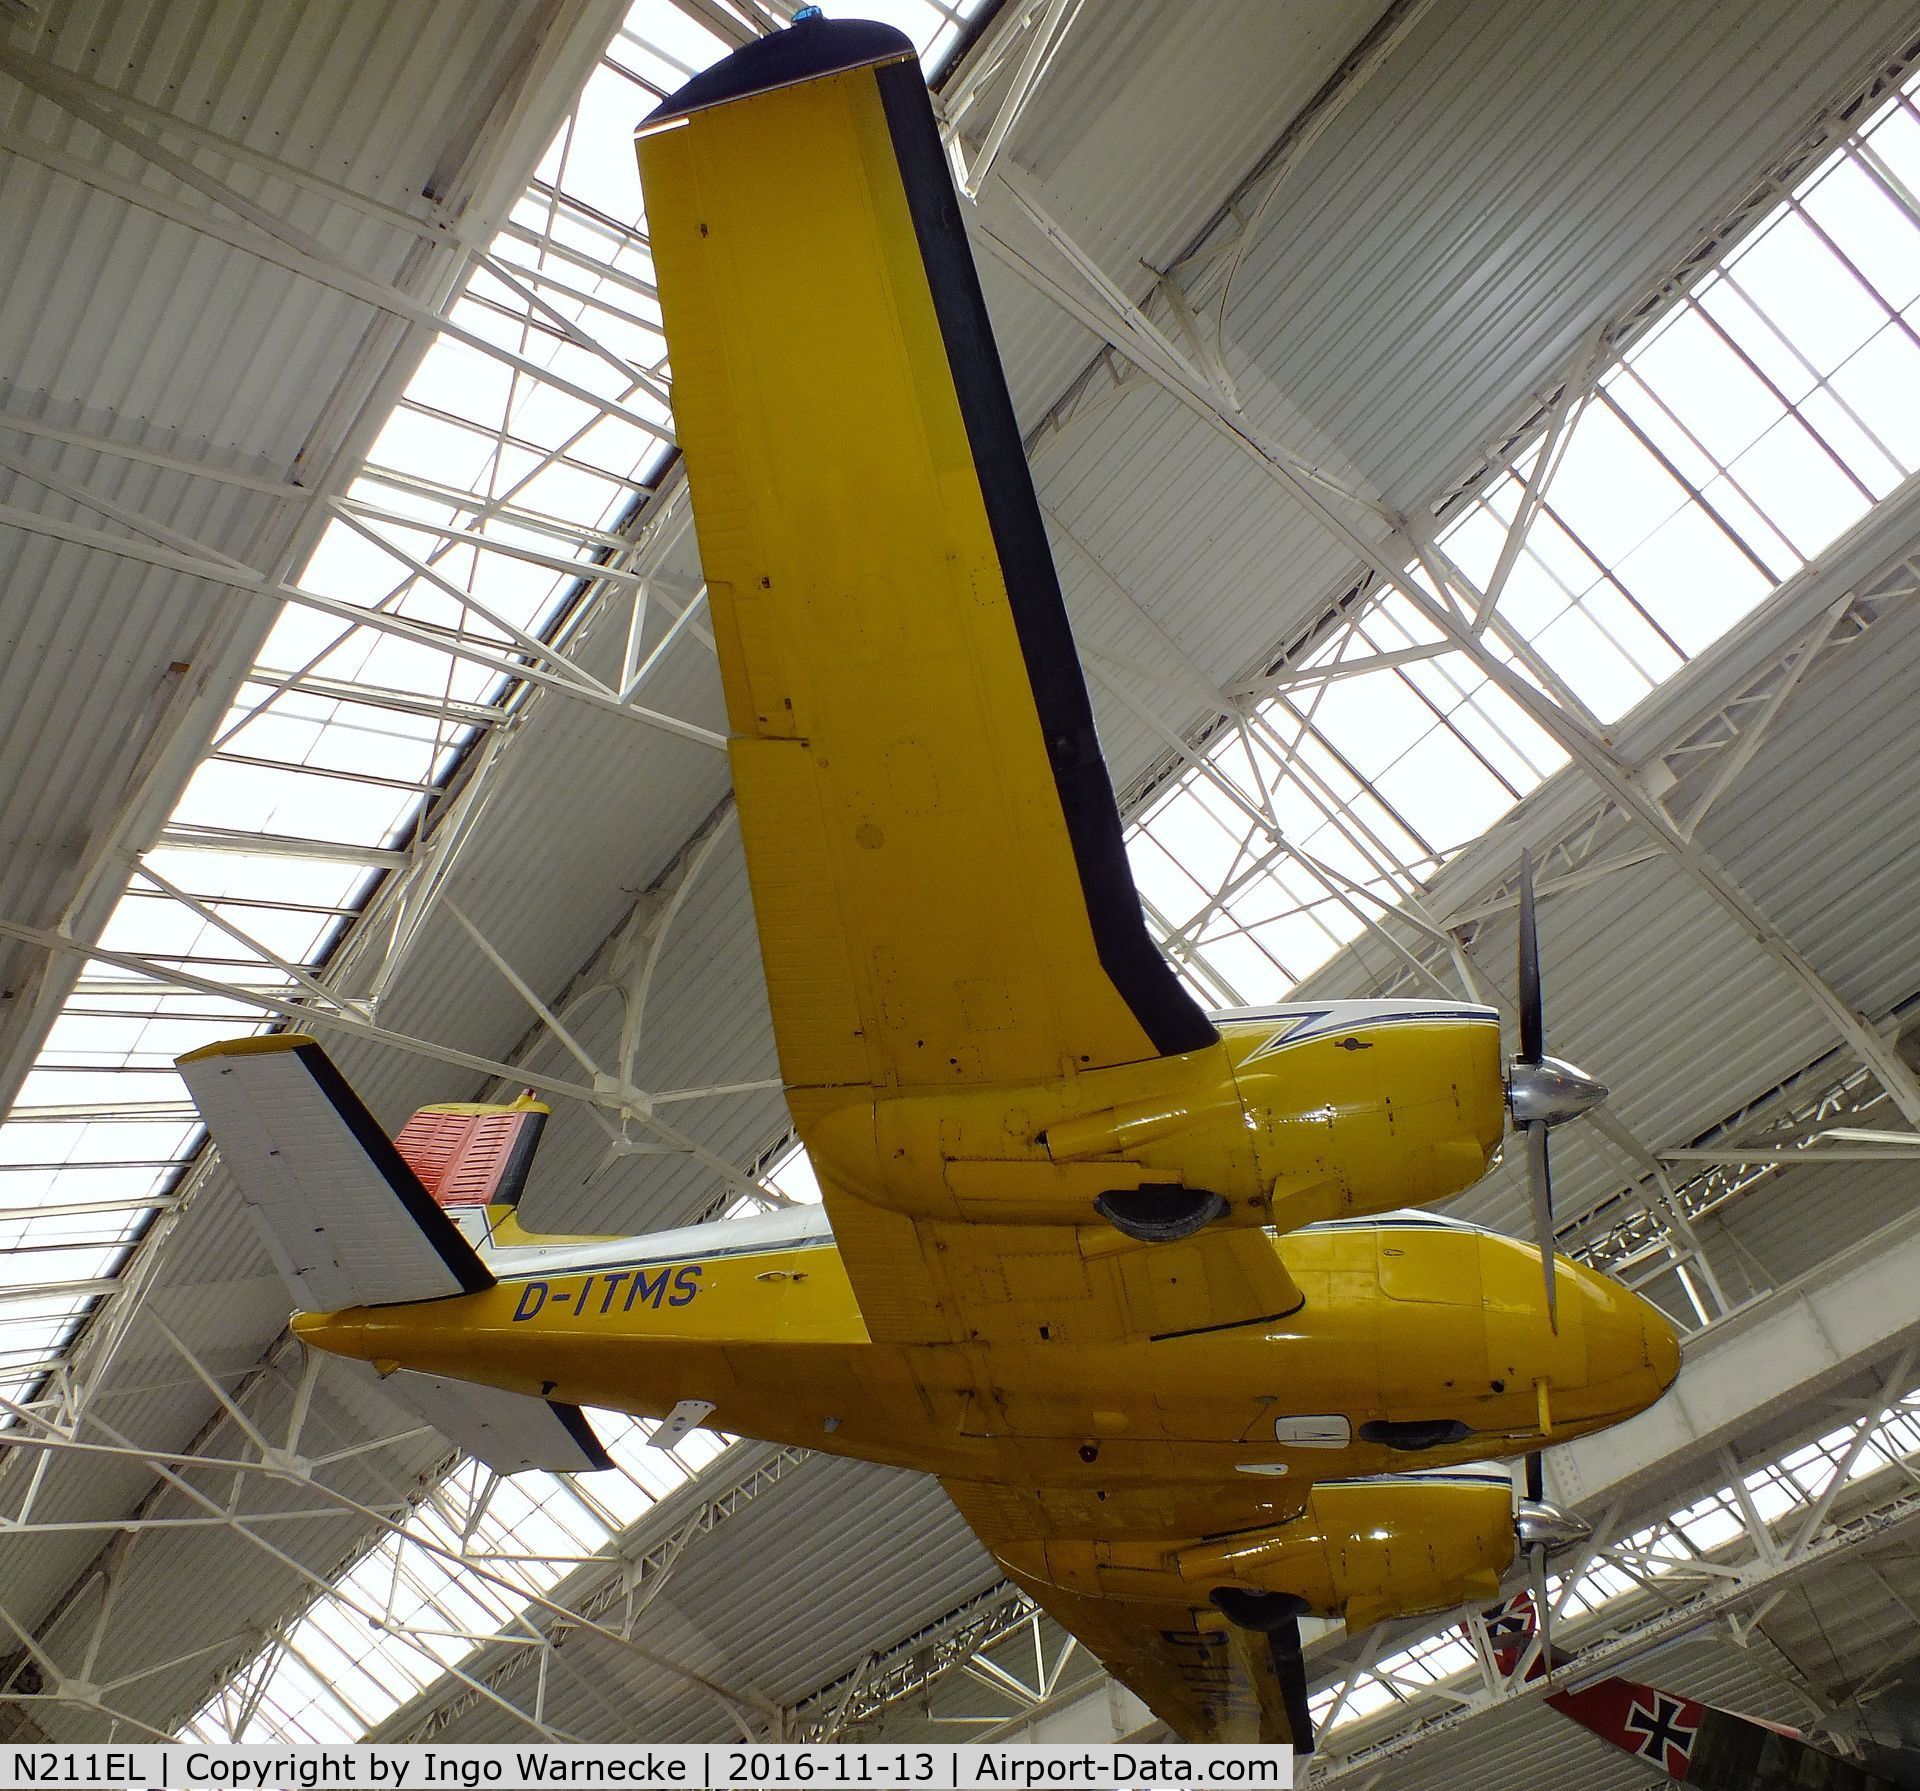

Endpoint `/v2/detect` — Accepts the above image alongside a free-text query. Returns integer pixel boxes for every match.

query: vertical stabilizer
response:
[393,1094,550,1252]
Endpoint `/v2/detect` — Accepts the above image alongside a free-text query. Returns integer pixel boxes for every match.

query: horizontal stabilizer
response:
[178,1035,493,1312]
[353,1366,613,1475]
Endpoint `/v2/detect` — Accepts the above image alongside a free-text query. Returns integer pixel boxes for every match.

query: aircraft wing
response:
[854,1209,1304,1347]
[636,18,1216,1101]
[1480,1595,1901,1790]
[1548,1675,1901,1790]
[965,1504,1312,1748]
[1017,1575,1311,1748]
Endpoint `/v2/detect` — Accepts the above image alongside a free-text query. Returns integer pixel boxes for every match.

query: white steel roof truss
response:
[0,0,988,1748]
[5,0,1918,1759]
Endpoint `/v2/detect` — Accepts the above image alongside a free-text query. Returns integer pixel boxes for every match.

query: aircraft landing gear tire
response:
[1093,1185,1229,1242]
[1208,1588,1312,1633]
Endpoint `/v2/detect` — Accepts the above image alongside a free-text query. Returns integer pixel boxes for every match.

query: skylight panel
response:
[0,1294,92,1330]
[0,1241,129,1291]
[609,5,714,94]
[221,703,449,789]
[1732,212,1889,378]
[0,1206,147,1259]
[1132,64,1920,1012]
[1371,725,1518,854]
[1398,654,1571,796]
[1312,665,1458,790]
[1729,412,1875,557]
[850,0,966,52]
[170,760,419,854]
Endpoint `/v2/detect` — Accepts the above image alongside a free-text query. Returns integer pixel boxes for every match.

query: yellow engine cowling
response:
[798,1004,1507,1235]
[1222,1008,1507,1226]
[1178,1475,1515,1632]
[1002,1474,1517,1635]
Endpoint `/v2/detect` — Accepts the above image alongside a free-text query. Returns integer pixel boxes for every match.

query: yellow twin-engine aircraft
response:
[177,13,1680,1749]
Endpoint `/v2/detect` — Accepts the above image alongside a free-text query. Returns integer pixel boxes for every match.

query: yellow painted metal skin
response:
[284,996,1676,1740]
[1000,1476,1515,1633]
[260,33,1688,1749]
[639,58,1163,1100]
[802,1010,1506,1237]
[178,1032,322,1061]
[413,1093,549,1118]
[294,1208,1675,1734]
[296,1218,1675,1509]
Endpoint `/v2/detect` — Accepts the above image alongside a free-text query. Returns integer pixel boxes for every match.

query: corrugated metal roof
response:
[0,0,618,1698]
[9,0,1920,1761]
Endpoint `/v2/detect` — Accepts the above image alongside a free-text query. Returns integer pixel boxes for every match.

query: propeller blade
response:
[1526,1117,1558,1332]
[1517,849,1543,1065]
[1268,1617,1315,1756]
[1525,1449,1544,1505]
[1530,1541,1553,1665]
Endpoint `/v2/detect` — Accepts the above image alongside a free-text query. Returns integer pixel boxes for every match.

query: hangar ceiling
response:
[1,0,1919,1778]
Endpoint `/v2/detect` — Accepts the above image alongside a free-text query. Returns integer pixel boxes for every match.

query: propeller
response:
[1512,1449,1587,1667]
[1505,850,1608,1330]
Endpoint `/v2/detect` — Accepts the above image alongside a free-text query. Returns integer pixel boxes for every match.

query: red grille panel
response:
[394,1109,536,1208]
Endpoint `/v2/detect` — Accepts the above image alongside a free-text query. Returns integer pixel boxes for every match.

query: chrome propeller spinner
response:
[1507,849,1608,1331]
[1508,1057,1608,1129]
[1513,1498,1591,1557]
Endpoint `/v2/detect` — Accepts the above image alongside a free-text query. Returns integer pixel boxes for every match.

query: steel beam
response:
[0,501,724,748]
[0,78,668,445]
[386,1442,809,1743]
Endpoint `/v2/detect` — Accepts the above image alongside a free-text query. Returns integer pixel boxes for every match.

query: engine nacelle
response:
[1179,1474,1515,1632]
[796,1002,1506,1236]
[999,1474,1517,1635]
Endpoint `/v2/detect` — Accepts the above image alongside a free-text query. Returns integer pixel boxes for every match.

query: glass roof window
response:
[133,0,990,1738]
[1128,63,1920,1008]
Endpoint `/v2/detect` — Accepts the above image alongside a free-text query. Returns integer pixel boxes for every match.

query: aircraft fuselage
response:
[294,1209,1678,1519]
[296,1003,1679,1535]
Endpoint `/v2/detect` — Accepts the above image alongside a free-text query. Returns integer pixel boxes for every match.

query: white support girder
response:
[1554,1205,1920,1512]
[0,42,457,246]
[0,410,305,499]
[0,500,725,749]
[389,1442,811,1743]
[944,0,1084,199]
[0,1385,765,1740]
[0,910,784,1211]
[980,131,1920,1138]
[0,53,672,447]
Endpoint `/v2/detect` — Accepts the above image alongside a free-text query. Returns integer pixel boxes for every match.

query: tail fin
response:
[391,1093,550,1253]
[179,1035,492,1312]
